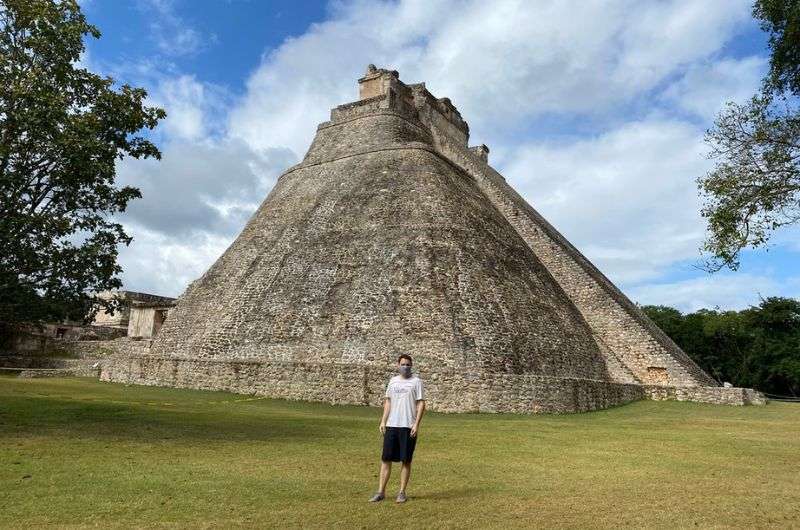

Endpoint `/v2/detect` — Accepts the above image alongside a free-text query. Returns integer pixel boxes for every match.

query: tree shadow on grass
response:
[0,392,356,443]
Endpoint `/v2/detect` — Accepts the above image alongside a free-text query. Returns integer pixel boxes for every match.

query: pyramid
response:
[104,66,765,412]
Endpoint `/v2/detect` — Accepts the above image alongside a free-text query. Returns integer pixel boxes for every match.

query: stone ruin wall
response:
[92,291,176,328]
[99,355,642,413]
[374,76,718,389]
[154,116,613,380]
[56,67,765,412]
[96,352,763,411]
[434,139,717,388]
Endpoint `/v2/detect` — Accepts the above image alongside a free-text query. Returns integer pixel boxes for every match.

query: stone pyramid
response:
[104,66,764,412]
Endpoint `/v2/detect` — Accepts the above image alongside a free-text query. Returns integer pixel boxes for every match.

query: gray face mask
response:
[399,365,412,378]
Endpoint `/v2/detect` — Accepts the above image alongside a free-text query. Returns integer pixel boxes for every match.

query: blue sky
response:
[81,0,798,312]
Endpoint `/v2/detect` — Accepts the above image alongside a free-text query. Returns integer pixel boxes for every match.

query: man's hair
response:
[397,354,413,365]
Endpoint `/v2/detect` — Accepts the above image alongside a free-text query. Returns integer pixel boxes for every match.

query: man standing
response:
[368,354,426,504]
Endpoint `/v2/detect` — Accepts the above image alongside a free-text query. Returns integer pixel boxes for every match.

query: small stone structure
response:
[95,66,762,412]
[127,300,175,339]
[92,290,176,332]
[0,290,175,379]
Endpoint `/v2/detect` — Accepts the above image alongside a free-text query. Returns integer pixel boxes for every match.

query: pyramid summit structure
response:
[102,66,764,412]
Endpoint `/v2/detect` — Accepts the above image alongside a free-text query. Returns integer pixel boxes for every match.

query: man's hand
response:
[410,424,419,438]
[379,422,386,434]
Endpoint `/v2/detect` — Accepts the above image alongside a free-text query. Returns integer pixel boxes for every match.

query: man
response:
[368,354,426,504]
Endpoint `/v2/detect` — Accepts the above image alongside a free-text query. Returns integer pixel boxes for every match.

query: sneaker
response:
[368,492,385,502]
[396,491,407,503]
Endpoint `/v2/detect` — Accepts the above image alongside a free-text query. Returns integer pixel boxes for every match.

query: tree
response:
[741,297,800,396]
[643,298,800,396]
[0,0,165,325]
[699,0,800,271]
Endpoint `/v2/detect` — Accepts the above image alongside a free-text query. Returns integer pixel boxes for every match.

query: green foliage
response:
[699,0,800,271]
[754,0,800,95]
[643,297,800,396]
[699,96,800,271]
[0,0,165,324]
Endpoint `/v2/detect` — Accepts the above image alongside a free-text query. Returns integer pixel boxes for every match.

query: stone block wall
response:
[99,353,645,414]
[97,352,762,411]
[427,129,716,388]
[92,291,176,328]
[327,70,715,389]
[1,334,760,410]
[128,307,170,339]
[645,385,767,406]
[151,112,614,381]
[0,355,101,377]
[81,68,762,413]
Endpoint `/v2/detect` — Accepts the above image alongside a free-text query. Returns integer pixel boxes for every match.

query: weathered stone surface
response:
[128,303,174,339]
[0,355,102,377]
[99,66,761,412]
[92,290,176,329]
[100,354,644,413]
[152,116,610,381]
[645,385,767,406]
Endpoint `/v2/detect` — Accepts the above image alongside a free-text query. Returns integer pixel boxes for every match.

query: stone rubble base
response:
[98,354,766,414]
[0,355,102,377]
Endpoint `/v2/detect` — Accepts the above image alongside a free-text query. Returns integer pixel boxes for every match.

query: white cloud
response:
[662,56,767,120]
[629,274,800,313]
[229,0,752,156]
[142,0,211,57]
[111,68,294,295]
[117,139,293,238]
[613,1,749,88]
[108,0,796,311]
[148,75,230,142]
[501,119,710,284]
[117,227,232,297]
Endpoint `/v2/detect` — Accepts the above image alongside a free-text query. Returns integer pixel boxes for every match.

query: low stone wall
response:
[0,337,145,377]
[70,338,153,357]
[4,339,765,411]
[18,368,81,378]
[99,354,647,414]
[645,385,766,406]
[0,355,101,377]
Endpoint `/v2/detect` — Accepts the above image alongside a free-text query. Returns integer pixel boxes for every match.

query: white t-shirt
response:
[384,375,425,428]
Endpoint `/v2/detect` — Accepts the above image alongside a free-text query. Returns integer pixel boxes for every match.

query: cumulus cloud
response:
[501,119,710,284]
[110,0,796,311]
[141,0,212,57]
[629,274,800,313]
[229,0,752,156]
[118,140,293,239]
[147,75,230,142]
[662,56,767,120]
[117,227,233,297]
[114,67,295,294]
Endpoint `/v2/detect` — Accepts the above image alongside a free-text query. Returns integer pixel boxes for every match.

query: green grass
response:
[1,376,799,529]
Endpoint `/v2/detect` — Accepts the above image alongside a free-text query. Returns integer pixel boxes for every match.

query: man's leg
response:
[399,461,412,493]
[378,460,392,494]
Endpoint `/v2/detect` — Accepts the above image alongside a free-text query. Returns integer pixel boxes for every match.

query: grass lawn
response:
[1,376,799,529]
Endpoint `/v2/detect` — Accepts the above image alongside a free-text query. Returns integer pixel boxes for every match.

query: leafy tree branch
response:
[0,0,165,324]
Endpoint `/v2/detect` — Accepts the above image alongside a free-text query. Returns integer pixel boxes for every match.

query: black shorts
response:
[382,427,417,463]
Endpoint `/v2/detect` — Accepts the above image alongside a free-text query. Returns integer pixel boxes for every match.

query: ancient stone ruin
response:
[93,290,176,338]
[100,66,763,412]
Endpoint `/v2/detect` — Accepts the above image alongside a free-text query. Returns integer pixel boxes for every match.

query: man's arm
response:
[379,397,390,434]
[410,400,425,438]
